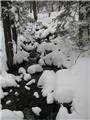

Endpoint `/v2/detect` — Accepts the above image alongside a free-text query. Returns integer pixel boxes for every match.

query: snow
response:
[27,64,43,74]
[47,92,54,104]
[15,91,19,96]
[13,39,29,64]
[0,88,4,99]
[0,109,24,120]
[15,76,22,82]
[9,89,13,93]
[0,5,89,120]
[32,107,42,116]
[26,79,36,86]
[13,111,24,119]
[37,70,55,101]
[0,104,2,110]
[37,57,89,119]
[38,58,45,66]
[4,92,9,97]
[43,50,65,68]
[54,57,89,119]
[40,27,56,39]
[13,49,29,64]
[21,43,35,51]
[33,92,39,98]
[23,73,31,81]
[0,21,8,72]
[54,69,75,103]
[56,105,69,120]
[37,42,59,57]
[25,85,30,91]
[6,100,11,104]
[18,67,26,74]
[0,72,18,88]
[18,68,31,81]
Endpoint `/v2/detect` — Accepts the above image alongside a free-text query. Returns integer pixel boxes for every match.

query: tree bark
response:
[32,1,37,21]
[1,1,13,67]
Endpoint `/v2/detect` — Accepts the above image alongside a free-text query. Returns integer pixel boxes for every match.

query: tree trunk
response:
[1,1,13,68]
[37,1,39,13]
[32,1,37,21]
[30,2,33,13]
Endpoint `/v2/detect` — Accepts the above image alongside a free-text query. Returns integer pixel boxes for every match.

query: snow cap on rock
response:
[27,64,43,74]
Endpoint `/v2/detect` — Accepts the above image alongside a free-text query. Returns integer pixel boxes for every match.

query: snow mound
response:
[27,64,43,74]
[25,85,30,91]
[0,109,24,120]
[37,70,55,104]
[0,73,18,88]
[13,111,24,119]
[56,105,68,120]
[55,57,89,119]
[15,76,22,82]
[41,27,56,39]
[38,58,45,66]
[37,42,58,57]
[47,92,54,104]
[24,73,31,81]
[18,67,26,74]
[14,49,29,64]
[32,107,42,116]
[15,91,19,96]
[21,43,35,51]
[43,50,65,68]
[26,79,36,86]
[0,88,4,99]
[33,92,39,98]
[54,69,75,103]
[6,100,11,104]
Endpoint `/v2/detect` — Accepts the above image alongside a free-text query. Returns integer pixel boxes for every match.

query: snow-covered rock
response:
[13,111,24,119]
[0,109,24,120]
[54,57,89,119]
[27,64,43,74]
[38,70,55,99]
[43,50,65,68]
[0,88,4,99]
[35,29,44,39]
[15,91,19,96]
[21,43,35,51]
[25,85,30,91]
[47,92,54,104]
[23,73,31,81]
[38,58,45,66]
[32,107,42,116]
[0,73,18,88]
[9,89,13,93]
[4,92,9,96]
[54,69,75,103]
[15,76,22,82]
[6,100,11,104]
[40,27,56,39]
[26,79,36,86]
[18,67,26,74]
[56,105,68,120]
[37,42,58,57]
[13,49,29,64]
[33,92,39,98]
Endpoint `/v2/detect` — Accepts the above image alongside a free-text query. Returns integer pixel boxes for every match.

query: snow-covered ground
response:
[0,109,24,120]
[37,56,90,120]
[0,9,90,120]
